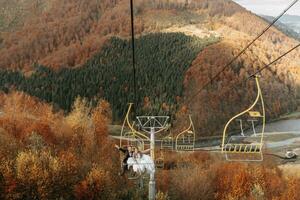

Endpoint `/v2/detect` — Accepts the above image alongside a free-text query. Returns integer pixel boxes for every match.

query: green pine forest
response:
[0,33,219,121]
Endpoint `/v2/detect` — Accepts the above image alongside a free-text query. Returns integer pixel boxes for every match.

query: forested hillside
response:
[185,40,298,135]
[0,33,218,121]
[182,10,300,135]
[0,0,242,70]
[0,0,49,31]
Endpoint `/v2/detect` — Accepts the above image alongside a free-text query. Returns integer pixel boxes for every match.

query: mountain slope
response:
[0,0,299,136]
[0,0,243,70]
[182,10,300,135]
[0,0,50,31]
[0,33,218,121]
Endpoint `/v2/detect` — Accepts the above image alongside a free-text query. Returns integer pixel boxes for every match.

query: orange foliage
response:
[185,38,299,136]
[0,0,279,72]
[0,91,298,199]
[214,163,253,200]
[0,0,144,70]
[155,151,298,200]
[281,178,300,200]
[23,122,56,144]
[74,167,115,200]
[0,91,129,199]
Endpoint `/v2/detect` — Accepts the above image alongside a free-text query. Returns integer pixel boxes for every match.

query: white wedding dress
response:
[127,153,155,174]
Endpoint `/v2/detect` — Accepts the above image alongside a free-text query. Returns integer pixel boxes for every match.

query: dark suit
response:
[118,147,133,175]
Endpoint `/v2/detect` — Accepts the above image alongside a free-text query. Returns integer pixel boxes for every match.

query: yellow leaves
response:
[0,91,59,143]
[66,97,98,156]
[156,191,170,200]
[215,163,265,200]
[16,151,52,183]
[49,159,60,174]
[281,177,300,200]
[14,150,83,199]
[92,100,111,121]
[75,166,116,200]
[0,92,119,199]
[0,129,18,159]
[158,157,294,200]
[66,97,91,130]
[86,167,109,190]
[0,159,14,181]
[250,184,264,200]
[57,151,79,175]
[92,99,111,141]
[15,151,52,199]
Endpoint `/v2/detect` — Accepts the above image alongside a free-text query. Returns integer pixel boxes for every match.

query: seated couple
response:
[115,144,155,176]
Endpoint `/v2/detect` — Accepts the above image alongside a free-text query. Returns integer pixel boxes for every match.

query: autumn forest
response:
[0,0,300,199]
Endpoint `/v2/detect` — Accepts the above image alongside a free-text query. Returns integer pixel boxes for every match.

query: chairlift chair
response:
[155,151,165,169]
[221,76,265,162]
[160,133,174,150]
[175,115,196,152]
[119,104,150,179]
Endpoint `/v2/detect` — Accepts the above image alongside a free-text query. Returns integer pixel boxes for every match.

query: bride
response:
[127,147,155,175]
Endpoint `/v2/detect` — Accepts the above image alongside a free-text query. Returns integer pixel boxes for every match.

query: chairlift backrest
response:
[161,134,174,150]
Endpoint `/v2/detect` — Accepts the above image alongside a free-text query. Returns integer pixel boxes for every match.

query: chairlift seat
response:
[249,111,263,118]
[161,135,174,150]
[223,135,264,161]
[176,145,194,151]
[223,143,262,153]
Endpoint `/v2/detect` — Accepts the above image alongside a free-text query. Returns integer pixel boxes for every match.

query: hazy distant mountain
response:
[280,14,300,33]
[260,14,300,41]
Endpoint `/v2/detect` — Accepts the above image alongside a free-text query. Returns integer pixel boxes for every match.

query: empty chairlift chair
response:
[155,130,174,169]
[155,152,165,169]
[221,75,265,162]
[160,133,174,151]
[175,115,196,152]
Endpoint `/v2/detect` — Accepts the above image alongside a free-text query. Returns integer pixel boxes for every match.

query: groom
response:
[115,144,133,176]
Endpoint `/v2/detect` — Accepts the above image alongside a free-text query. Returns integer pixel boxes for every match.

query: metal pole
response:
[149,127,155,200]
[136,116,168,200]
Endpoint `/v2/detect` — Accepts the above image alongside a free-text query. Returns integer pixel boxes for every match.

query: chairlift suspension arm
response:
[125,103,150,141]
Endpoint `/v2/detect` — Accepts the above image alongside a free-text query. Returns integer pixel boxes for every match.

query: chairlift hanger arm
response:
[151,125,170,134]
[125,103,150,140]
[175,115,195,141]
